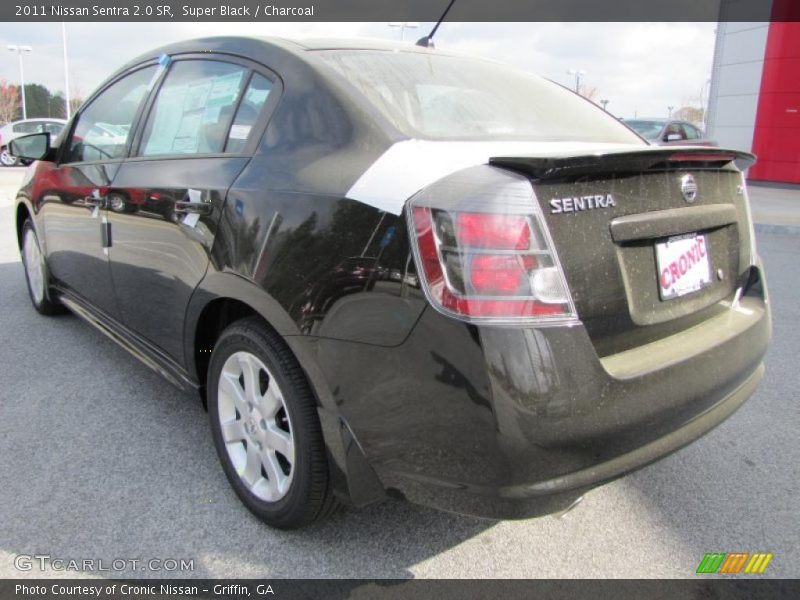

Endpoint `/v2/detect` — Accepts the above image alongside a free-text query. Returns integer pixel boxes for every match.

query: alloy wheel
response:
[217,351,295,502]
[22,227,45,305]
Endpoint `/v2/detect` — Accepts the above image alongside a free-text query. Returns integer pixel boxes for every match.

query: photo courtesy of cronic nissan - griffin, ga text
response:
[10,37,771,529]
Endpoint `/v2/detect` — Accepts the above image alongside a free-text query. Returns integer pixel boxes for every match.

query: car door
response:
[107,57,277,363]
[39,65,157,317]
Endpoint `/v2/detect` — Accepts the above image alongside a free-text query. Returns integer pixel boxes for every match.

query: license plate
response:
[655,233,712,300]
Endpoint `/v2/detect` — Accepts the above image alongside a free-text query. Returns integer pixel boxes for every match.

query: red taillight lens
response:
[469,254,528,295]
[456,213,531,250]
[412,207,444,287]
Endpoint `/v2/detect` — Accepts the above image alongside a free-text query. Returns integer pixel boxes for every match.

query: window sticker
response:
[206,71,243,107]
[229,124,251,140]
[142,64,246,156]
[202,106,222,124]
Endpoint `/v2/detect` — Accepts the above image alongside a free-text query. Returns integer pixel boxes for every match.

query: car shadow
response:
[619,231,799,577]
[0,260,494,579]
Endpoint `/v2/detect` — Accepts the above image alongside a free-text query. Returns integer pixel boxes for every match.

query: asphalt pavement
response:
[0,167,798,578]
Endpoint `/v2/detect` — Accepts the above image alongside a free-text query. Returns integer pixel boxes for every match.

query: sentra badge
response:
[550,194,616,214]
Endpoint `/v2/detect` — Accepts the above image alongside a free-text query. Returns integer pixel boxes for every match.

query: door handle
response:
[174,201,212,216]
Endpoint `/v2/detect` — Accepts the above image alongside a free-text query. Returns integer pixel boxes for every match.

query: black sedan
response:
[11,37,769,529]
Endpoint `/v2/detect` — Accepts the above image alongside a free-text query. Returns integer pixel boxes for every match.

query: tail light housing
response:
[406,165,577,324]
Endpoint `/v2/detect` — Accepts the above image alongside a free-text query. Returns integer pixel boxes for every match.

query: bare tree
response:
[68,78,85,116]
[578,84,598,103]
[673,105,704,125]
[0,79,20,125]
[69,95,83,115]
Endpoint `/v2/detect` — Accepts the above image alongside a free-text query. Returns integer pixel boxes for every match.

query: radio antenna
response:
[415,0,456,48]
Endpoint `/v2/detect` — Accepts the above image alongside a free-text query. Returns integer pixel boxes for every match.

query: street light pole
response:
[567,68,587,94]
[7,44,32,120]
[668,105,674,118]
[388,22,419,41]
[62,23,71,119]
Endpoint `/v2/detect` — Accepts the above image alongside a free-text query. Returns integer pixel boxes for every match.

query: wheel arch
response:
[185,270,386,507]
[15,201,34,249]
[185,270,302,393]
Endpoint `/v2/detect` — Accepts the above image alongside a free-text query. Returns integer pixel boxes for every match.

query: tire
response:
[108,192,132,213]
[20,219,64,315]
[1,146,19,167]
[207,317,340,529]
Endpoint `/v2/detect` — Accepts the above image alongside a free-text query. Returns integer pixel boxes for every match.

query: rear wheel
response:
[21,220,63,315]
[207,317,339,529]
[108,193,127,213]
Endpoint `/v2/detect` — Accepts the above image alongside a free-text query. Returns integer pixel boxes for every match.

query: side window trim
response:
[222,70,255,153]
[57,62,162,166]
[127,58,180,159]
[128,54,281,161]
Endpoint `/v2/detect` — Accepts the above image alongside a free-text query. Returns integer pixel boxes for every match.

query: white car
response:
[0,118,67,166]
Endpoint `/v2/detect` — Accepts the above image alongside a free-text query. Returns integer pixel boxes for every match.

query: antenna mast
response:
[416,0,456,48]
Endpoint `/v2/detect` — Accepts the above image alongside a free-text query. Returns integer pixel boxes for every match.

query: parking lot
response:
[0,166,798,578]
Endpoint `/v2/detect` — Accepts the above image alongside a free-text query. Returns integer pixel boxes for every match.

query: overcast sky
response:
[0,22,716,118]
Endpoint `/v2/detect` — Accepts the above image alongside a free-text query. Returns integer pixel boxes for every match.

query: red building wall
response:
[748,13,800,183]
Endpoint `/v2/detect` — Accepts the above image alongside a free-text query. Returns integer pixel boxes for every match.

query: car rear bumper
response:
[301,263,771,519]
[380,361,764,519]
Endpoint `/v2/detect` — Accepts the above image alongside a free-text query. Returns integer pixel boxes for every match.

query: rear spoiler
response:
[490,147,756,182]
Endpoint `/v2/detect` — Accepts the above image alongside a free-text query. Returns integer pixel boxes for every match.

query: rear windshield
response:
[314,49,642,144]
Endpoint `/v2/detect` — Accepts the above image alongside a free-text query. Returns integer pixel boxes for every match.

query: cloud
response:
[434,22,716,118]
[0,22,715,120]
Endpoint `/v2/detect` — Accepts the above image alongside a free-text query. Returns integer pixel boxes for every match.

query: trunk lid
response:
[491,147,757,356]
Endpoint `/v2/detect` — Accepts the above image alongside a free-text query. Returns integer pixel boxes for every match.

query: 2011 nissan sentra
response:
[11,37,771,529]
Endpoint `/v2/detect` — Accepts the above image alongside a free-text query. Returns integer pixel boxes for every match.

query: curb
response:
[755,223,800,235]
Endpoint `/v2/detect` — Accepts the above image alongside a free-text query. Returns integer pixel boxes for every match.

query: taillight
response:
[407,165,576,324]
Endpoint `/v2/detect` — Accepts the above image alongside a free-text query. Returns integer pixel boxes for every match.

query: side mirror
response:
[8,132,54,162]
[665,133,682,142]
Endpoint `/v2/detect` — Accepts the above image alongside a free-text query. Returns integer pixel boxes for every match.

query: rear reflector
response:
[407,166,577,324]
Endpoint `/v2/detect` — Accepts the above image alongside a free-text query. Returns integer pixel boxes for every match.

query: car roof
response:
[285,37,442,53]
[113,35,480,79]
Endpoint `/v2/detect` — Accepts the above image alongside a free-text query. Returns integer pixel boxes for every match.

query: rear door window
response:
[682,123,701,139]
[43,121,65,136]
[664,123,686,141]
[139,60,248,156]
